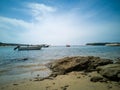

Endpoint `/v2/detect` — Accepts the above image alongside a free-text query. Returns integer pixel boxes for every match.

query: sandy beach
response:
[0,71,119,90]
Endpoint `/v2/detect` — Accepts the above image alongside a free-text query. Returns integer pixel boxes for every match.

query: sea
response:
[0,46,120,85]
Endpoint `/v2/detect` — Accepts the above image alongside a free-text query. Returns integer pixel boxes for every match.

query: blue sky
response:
[0,0,120,45]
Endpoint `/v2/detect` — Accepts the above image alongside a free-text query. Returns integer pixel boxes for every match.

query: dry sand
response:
[0,71,119,90]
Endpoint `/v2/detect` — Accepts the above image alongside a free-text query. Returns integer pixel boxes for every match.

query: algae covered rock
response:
[97,64,120,81]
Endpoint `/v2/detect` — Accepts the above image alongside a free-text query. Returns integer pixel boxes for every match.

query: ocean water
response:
[0,46,120,84]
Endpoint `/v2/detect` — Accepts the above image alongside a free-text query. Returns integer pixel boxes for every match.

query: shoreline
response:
[0,56,120,90]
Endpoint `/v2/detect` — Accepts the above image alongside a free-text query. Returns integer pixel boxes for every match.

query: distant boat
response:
[14,45,42,51]
[66,45,70,47]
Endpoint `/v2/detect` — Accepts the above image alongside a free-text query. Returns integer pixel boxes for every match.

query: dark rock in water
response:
[90,76,106,82]
[17,58,28,61]
[97,64,120,81]
[46,56,113,75]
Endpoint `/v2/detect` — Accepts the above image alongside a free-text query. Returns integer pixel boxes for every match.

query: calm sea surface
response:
[0,46,120,84]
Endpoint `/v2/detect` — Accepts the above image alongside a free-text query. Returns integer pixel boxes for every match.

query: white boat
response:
[14,45,42,51]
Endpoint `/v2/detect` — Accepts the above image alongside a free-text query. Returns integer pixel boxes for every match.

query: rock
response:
[37,74,39,77]
[49,73,58,77]
[46,86,51,89]
[87,58,113,72]
[34,77,44,81]
[13,83,18,85]
[118,73,120,78]
[107,85,112,89]
[61,85,69,90]
[22,58,28,61]
[116,61,120,64]
[64,85,69,88]
[29,79,32,81]
[77,76,81,79]
[90,76,104,82]
[47,56,113,75]
[53,82,55,85]
[88,75,91,77]
[97,64,120,81]
[115,57,120,64]
[17,58,28,61]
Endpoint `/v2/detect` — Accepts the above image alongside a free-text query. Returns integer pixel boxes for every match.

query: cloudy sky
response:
[0,0,120,45]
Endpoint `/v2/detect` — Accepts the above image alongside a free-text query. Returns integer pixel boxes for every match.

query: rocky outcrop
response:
[97,64,120,81]
[47,56,113,75]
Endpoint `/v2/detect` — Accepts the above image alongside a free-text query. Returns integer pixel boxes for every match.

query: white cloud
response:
[0,16,29,29]
[27,3,56,20]
[0,16,30,43]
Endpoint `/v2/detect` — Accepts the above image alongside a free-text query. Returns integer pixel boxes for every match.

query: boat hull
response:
[18,46,42,51]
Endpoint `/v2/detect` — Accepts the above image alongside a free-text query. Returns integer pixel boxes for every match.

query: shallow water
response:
[0,46,120,84]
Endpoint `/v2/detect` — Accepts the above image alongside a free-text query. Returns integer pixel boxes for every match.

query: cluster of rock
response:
[46,56,120,82]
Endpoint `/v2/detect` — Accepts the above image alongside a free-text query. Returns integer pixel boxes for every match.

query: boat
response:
[14,45,42,51]
[66,45,70,47]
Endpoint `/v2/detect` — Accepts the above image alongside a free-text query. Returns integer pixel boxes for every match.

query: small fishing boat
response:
[14,45,42,51]
[66,45,70,47]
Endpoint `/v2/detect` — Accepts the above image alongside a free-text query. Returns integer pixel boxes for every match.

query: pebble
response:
[53,82,55,85]
[61,85,69,90]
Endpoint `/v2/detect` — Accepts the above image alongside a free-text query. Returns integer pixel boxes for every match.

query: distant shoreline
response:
[0,42,49,48]
[86,42,120,46]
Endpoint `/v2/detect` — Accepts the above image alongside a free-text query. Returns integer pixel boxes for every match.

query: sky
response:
[0,0,120,45]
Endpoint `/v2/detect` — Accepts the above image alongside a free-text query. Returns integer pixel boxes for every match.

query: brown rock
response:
[47,56,113,75]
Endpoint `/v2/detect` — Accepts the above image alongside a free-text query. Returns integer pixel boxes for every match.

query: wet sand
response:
[0,71,119,90]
